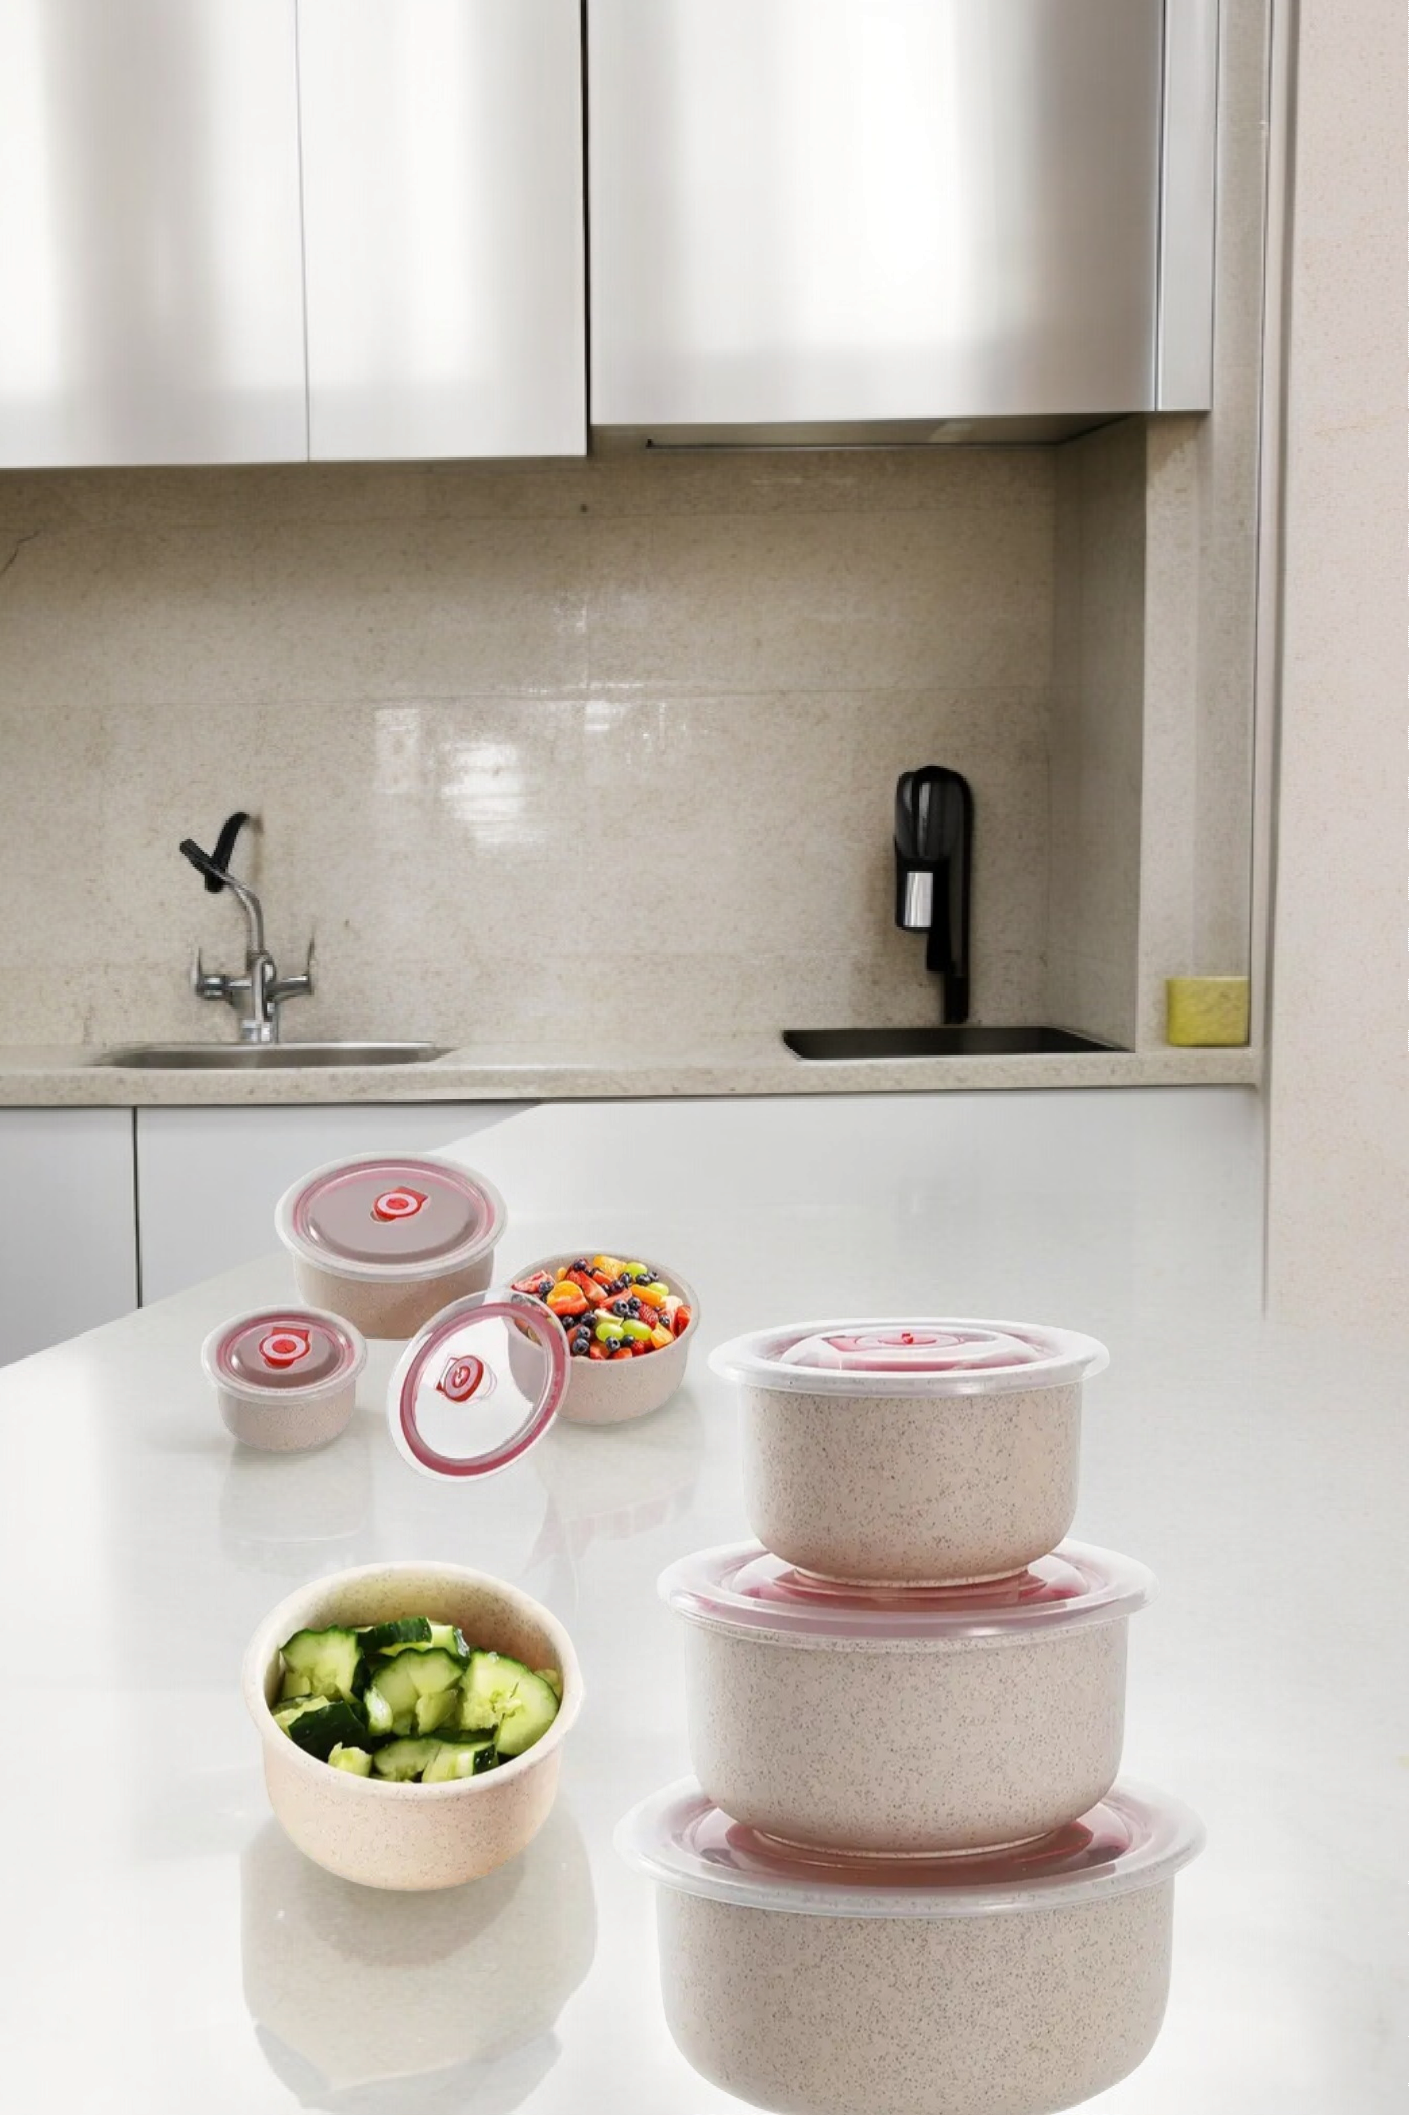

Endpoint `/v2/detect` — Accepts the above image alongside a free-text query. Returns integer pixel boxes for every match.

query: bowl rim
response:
[242,1558,582,1798]
[504,1250,700,1369]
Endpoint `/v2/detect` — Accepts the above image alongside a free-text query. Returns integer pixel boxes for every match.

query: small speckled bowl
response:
[275,1154,506,1341]
[618,1778,1204,2115]
[661,1540,1151,1856]
[243,1561,582,1891]
[202,1305,367,1453]
[506,1254,699,1425]
[711,1317,1109,1586]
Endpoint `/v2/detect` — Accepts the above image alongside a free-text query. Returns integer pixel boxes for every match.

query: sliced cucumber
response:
[356,1617,431,1653]
[371,1737,442,1782]
[537,1668,564,1701]
[283,1697,369,1761]
[329,1744,373,1776]
[379,1620,471,1664]
[422,1734,497,1784]
[279,1626,364,1706]
[365,1647,466,1737]
[458,1651,560,1756]
[274,1696,330,1733]
[413,1688,460,1736]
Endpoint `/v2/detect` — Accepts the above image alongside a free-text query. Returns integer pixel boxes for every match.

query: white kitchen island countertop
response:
[0,1087,1401,2113]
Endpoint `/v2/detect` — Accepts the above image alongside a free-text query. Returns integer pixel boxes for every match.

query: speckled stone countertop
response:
[0,1036,1259,1105]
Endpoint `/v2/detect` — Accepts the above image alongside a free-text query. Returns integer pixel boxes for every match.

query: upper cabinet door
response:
[589,0,1186,433]
[298,0,587,460]
[0,0,307,466]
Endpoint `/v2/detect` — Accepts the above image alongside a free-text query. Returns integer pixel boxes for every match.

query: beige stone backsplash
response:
[0,449,1058,1049]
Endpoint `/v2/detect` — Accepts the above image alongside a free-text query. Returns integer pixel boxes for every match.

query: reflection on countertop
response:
[241,1802,596,2111]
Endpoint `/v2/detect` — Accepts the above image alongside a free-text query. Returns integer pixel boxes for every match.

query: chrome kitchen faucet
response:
[179,814,313,1045]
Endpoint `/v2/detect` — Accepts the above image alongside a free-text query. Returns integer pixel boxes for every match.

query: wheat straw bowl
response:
[619,1777,1204,2115]
[506,1253,699,1425]
[661,1539,1151,1856]
[711,1317,1108,1586]
[243,1560,582,1891]
[275,1154,506,1341]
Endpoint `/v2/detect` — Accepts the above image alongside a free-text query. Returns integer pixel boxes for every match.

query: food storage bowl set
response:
[618,1319,1205,2115]
[216,1149,696,1891]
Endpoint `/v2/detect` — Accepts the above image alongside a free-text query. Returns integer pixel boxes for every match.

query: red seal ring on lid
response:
[387,1290,570,1480]
[371,1187,428,1223]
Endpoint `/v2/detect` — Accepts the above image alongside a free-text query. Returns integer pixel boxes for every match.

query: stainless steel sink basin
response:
[782,1026,1123,1060]
[89,1041,449,1070]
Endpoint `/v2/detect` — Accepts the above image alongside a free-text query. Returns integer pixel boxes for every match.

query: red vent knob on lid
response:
[371,1187,428,1223]
[259,1327,312,1370]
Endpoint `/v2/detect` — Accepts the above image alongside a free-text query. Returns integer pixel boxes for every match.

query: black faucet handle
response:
[180,813,250,894]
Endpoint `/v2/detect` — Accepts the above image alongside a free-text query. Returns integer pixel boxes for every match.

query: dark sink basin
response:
[782,1026,1124,1060]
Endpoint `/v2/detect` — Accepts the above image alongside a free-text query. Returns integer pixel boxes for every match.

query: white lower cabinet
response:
[134,1102,529,1304]
[0,1109,138,1365]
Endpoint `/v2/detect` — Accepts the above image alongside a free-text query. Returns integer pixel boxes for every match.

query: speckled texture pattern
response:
[214,1375,355,1453]
[287,1249,494,1341]
[740,1381,1080,1584]
[506,1252,699,1425]
[658,1881,1173,2115]
[682,1619,1127,1855]
[243,1560,581,1891]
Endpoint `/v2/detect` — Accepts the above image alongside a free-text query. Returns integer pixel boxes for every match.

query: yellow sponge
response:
[1165,977,1250,1047]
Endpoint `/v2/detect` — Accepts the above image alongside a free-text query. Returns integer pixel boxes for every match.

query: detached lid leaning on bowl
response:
[276,1153,506,1283]
[387,1290,571,1480]
[617,1778,1204,1919]
[659,1539,1153,1648]
[710,1317,1108,1396]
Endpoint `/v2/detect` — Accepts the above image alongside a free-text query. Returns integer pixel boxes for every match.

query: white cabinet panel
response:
[0,1110,137,1364]
[589,0,1173,429]
[0,0,307,466]
[135,1103,530,1305]
[297,0,586,460]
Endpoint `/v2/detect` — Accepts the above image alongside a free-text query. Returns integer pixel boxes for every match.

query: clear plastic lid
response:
[275,1154,506,1282]
[616,1778,1204,1919]
[710,1316,1108,1397]
[659,1540,1152,1648]
[387,1290,571,1480]
[201,1306,366,1398]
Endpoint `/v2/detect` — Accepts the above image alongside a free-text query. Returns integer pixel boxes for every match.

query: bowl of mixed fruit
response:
[508,1253,699,1425]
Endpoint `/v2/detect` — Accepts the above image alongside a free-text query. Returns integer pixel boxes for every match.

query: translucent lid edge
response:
[709,1317,1110,1397]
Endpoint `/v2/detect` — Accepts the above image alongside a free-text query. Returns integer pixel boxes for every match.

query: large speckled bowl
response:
[243,1561,582,1891]
[619,1779,1204,2115]
[506,1254,699,1426]
[661,1541,1150,1856]
[711,1318,1108,1585]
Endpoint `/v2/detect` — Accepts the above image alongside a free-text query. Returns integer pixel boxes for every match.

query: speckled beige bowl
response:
[243,1561,582,1891]
[506,1254,699,1426]
[620,1779,1203,2115]
[662,1541,1151,1856]
[711,1318,1108,1586]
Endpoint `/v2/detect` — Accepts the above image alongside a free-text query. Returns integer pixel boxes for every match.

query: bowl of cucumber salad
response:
[244,1561,582,1890]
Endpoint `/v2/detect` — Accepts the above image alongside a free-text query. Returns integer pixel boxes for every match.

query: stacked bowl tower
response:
[619,1319,1203,2115]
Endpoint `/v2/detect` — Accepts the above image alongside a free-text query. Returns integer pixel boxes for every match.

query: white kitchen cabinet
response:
[0,0,307,466]
[0,1110,137,1364]
[134,1103,530,1304]
[295,0,586,459]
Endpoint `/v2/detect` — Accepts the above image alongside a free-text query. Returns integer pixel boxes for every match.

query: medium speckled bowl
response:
[202,1304,366,1453]
[276,1154,506,1341]
[619,1778,1204,2115]
[711,1317,1108,1585]
[661,1541,1151,1856]
[506,1254,699,1426]
[243,1561,582,1891]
